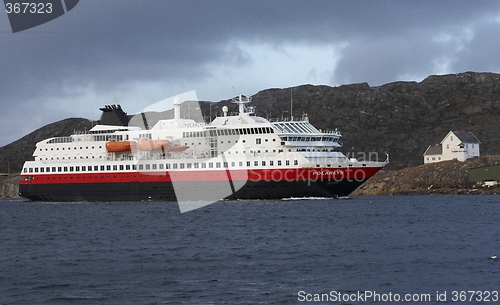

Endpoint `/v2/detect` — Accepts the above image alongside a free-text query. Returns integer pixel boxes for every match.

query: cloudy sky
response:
[2,0,500,146]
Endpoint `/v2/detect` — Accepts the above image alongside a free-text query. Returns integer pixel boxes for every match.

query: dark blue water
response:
[1,196,499,304]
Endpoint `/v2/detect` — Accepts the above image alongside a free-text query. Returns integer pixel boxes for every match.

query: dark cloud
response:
[2,1,500,145]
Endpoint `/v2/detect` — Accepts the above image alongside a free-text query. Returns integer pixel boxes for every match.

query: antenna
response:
[290,87,293,121]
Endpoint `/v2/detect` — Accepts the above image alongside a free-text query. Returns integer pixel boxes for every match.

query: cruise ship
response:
[19,95,388,204]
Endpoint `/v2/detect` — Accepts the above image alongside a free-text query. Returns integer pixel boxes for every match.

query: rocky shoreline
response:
[0,175,20,198]
[352,155,500,196]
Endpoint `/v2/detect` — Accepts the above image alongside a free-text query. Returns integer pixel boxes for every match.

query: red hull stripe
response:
[19,167,382,185]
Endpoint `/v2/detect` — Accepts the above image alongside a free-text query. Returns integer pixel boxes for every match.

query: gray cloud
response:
[2,1,500,145]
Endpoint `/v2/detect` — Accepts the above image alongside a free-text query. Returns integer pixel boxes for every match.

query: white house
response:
[423,131,480,164]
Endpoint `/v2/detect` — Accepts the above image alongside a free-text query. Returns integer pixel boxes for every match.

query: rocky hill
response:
[0,118,93,173]
[242,72,500,170]
[2,71,500,174]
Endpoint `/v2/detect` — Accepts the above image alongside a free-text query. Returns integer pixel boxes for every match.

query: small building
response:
[423,131,480,164]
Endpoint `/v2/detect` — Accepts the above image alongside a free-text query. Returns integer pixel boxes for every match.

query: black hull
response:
[19,179,365,202]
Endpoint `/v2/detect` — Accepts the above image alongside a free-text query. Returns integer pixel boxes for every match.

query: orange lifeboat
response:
[137,139,170,151]
[106,140,137,152]
[167,144,189,152]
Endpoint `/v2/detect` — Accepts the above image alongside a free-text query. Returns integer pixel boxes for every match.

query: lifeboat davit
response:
[167,144,189,152]
[137,139,170,151]
[106,140,137,152]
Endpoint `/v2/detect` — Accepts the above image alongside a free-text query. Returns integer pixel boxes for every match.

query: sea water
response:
[1,195,499,304]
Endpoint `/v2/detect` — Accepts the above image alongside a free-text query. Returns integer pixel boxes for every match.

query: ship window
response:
[64,167,68,171]
[158,164,163,170]
[187,163,192,169]
[194,163,199,169]
[286,160,290,166]
[145,164,150,170]
[180,163,185,169]
[294,160,298,165]
[76,166,80,172]
[152,164,157,170]
[81,166,86,171]
[94,166,98,171]
[126,165,130,170]
[106,165,111,171]
[58,167,62,172]
[256,138,261,144]
[278,160,282,166]
[201,163,206,168]
[231,162,235,167]
[46,167,50,172]
[209,162,213,168]
[34,168,38,173]
[173,163,177,169]
[247,161,251,166]
[52,167,56,172]
[139,164,144,170]
[120,165,124,170]
[254,161,258,166]
[70,166,74,171]
[132,165,137,170]
[270,160,273,166]
[100,165,105,171]
[113,165,117,170]
[166,164,170,169]
[239,161,243,166]
[262,161,266,166]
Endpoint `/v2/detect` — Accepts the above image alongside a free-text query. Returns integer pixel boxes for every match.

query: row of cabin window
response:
[23,160,299,174]
[89,129,129,134]
[93,135,123,142]
[40,146,103,151]
[45,133,125,144]
[280,136,339,142]
[183,127,274,138]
